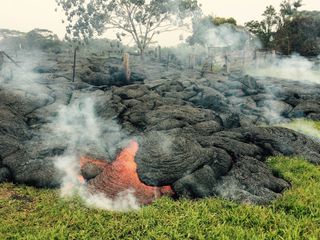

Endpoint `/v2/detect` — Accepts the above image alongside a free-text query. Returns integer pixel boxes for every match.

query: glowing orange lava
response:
[77,175,85,184]
[79,140,173,204]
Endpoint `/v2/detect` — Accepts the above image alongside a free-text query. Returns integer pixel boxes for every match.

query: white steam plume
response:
[280,119,320,142]
[52,97,140,211]
[243,54,320,125]
[204,24,252,49]
[246,54,320,84]
[1,52,141,210]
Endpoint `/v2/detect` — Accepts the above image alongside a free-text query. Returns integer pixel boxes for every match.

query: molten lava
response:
[80,140,173,205]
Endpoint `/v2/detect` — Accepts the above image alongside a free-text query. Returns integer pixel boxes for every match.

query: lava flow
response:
[79,140,173,205]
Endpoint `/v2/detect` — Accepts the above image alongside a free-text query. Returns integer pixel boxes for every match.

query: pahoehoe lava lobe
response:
[135,127,319,203]
[80,141,173,205]
[1,52,320,205]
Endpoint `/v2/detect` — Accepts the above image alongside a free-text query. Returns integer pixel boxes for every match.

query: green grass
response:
[1,157,320,239]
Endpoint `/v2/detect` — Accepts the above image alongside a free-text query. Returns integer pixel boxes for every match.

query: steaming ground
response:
[0,52,142,210]
[1,45,320,208]
[52,98,140,211]
[244,54,320,126]
[245,54,320,84]
[280,119,320,142]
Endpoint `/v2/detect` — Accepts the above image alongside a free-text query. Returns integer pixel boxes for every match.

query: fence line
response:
[0,46,278,79]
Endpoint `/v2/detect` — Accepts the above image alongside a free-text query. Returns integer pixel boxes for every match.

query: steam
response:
[2,23,320,209]
[260,101,288,125]
[50,97,128,159]
[246,54,320,84]
[0,50,51,94]
[1,53,140,210]
[52,97,140,211]
[165,23,257,71]
[80,189,139,211]
[214,176,264,204]
[204,24,253,49]
[280,119,320,142]
[243,54,320,125]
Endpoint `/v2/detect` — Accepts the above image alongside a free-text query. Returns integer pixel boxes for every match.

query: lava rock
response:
[3,52,320,206]
[81,163,103,180]
[173,165,218,198]
[289,101,320,118]
[0,167,11,182]
[33,66,57,73]
[136,130,216,186]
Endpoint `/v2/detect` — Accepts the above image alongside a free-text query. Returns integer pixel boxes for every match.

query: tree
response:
[279,0,302,23]
[245,0,319,56]
[56,0,201,56]
[275,11,320,56]
[245,5,279,49]
[276,0,303,54]
[212,17,237,26]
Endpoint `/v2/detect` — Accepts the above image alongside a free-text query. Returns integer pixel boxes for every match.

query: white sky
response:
[0,0,319,46]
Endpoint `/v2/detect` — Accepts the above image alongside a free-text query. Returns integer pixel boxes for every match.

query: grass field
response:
[1,156,320,240]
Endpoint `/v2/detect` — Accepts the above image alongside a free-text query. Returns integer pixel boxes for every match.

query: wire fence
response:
[0,45,278,81]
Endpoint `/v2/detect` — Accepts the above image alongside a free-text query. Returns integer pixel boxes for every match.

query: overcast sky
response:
[0,0,319,46]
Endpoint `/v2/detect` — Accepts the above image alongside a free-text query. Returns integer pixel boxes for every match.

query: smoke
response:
[1,52,141,210]
[280,119,320,142]
[50,97,129,159]
[0,49,50,95]
[80,189,139,211]
[164,22,258,71]
[51,97,141,211]
[260,102,288,125]
[214,176,263,204]
[246,54,320,84]
[167,43,208,67]
[240,54,320,125]
[204,24,253,49]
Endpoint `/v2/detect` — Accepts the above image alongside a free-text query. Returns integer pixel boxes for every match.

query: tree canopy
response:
[275,10,320,56]
[245,5,279,49]
[244,0,320,56]
[55,0,201,55]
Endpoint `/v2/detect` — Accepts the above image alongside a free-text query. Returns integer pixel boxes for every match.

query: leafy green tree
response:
[279,0,302,23]
[245,5,279,49]
[275,11,320,56]
[212,17,237,26]
[56,0,201,56]
[275,0,303,54]
[245,1,308,52]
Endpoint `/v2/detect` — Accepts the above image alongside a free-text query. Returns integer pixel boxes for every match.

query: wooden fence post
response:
[158,46,161,62]
[272,49,276,62]
[72,46,79,82]
[0,52,4,71]
[253,50,257,67]
[123,52,131,82]
[224,54,230,74]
